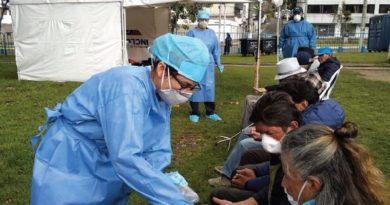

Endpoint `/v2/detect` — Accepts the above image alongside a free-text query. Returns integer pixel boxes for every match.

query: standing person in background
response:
[279,6,316,58]
[224,33,232,55]
[187,9,224,123]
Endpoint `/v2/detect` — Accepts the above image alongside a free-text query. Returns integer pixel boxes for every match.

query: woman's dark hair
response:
[281,122,385,205]
[276,79,319,105]
[249,91,302,130]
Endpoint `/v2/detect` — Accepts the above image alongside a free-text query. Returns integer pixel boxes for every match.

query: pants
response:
[221,133,263,177]
[240,149,280,166]
[224,46,230,55]
[190,101,215,116]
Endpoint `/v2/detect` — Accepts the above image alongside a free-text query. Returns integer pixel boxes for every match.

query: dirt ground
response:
[348,68,390,83]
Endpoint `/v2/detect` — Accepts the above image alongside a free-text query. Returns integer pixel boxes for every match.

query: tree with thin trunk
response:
[0,0,10,32]
[169,2,211,33]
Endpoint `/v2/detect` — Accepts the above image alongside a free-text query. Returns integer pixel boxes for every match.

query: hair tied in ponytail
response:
[334,122,358,140]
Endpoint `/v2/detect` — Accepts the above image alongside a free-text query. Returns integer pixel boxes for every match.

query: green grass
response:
[0,54,389,204]
[221,52,390,66]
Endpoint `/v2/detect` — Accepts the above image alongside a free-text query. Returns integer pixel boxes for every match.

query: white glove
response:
[278,48,283,60]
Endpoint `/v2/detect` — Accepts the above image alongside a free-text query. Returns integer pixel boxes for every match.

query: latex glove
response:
[218,65,224,73]
[278,48,283,60]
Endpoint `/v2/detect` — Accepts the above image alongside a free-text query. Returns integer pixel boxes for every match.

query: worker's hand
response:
[218,65,224,73]
[231,168,256,189]
[278,48,283,60]
[212,197,234,205]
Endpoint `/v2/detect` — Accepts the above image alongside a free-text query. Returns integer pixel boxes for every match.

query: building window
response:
[346,5,361,13]
[344,4,375,13]
[323,5,338,14]
[307,5,338,14]
[379,4,390,13]
[315,24,335,36]
[367,5,375,14]
[308,5,320,13]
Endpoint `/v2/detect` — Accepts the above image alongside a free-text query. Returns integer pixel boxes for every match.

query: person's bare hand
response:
[231,168,256,188]
[212,197,234,205]
[247,127,261,140]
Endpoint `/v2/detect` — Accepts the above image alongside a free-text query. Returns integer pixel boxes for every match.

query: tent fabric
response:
[10,0,258,82]
[126,7,169,63]
[10,1,123,82]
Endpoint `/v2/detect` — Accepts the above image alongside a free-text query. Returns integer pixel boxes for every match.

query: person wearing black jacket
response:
[317,47,341,82]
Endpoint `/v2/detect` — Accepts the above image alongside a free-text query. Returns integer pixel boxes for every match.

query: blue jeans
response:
[221,133,263,177]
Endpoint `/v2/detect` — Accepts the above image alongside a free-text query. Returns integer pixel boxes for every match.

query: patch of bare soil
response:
[172,135,201,164]
[350,69,390,82]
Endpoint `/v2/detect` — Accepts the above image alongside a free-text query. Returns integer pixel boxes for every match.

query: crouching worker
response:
[30,33,209,205]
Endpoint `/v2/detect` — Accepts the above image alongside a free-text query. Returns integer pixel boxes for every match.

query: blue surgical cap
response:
[197,10,210,19]
[150,33,209,83]
[318,47,333,55]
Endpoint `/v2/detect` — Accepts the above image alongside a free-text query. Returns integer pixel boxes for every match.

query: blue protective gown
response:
[279,19,316,58]
[30,66,191,205]
[186,28,223,102]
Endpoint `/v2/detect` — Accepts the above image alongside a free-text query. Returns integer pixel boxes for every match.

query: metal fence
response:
[176,31,370,55]
[0,31,370,56]
[317,32,369,53]
[0,32,15,55]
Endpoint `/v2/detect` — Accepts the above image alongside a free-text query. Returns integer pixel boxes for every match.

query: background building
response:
[298,0,390,36]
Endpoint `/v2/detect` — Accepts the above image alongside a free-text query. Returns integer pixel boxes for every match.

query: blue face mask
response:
[284,181,316,205]
[303,199,316,205]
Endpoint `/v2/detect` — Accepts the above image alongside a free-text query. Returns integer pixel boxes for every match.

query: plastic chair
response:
[319,65,343,100]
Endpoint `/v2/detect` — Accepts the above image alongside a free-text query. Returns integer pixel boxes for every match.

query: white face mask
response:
[293,15,302,22]
[198,21,208,29]
[284,181,309,205]
[157,68,192,105]
[261,134,281,153]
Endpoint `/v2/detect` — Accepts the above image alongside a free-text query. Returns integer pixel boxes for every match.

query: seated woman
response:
[210,92,302,205]
[212,122,386,205]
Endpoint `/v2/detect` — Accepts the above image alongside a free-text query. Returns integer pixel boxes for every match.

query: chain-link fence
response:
[0,32,14,55]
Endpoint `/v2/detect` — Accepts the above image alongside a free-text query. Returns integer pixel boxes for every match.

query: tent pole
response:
[276,6,281,62]
[223,3,226,42]
[121,6,127,65]
[254,0,263,92]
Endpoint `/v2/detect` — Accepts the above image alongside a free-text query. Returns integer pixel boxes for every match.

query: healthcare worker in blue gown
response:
[30,33,209,205]
[186,10,224,123]
[279,6,316,58]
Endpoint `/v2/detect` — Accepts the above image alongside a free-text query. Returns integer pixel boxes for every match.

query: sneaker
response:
[189,114,199,123]
[214,166,224,175]
[206,113,222,121]
[208,176,231,187]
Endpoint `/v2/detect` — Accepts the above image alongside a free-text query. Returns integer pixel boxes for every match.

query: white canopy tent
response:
[10,0,265,87]
[10,0,124,82]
